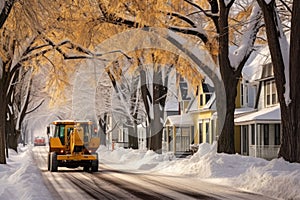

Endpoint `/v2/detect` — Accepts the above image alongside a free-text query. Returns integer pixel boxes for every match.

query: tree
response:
[137,52,174,153]
[6,67,32,152]
[0,0,120,164]
[105,60,141,149]
[257,0,300,162]
[96,0,264,154]
[6,66,44,152]
[0,0,16,164]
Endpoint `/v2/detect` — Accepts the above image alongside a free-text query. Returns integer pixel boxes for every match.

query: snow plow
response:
[47,120,100,172]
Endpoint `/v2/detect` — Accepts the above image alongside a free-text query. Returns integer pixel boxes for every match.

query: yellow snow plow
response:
[47,120,100,172]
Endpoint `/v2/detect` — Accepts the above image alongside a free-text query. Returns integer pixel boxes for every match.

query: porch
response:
[164,114,194,155]
[235,105,281,160]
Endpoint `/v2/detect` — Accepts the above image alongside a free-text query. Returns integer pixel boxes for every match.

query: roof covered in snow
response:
[234,107,256,118]
[242,46,271,82]
[164,113,193,126]
[235,105,280,125]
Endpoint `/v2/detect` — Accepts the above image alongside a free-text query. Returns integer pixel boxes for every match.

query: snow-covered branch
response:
[229,3,263,71]
[16,67,33,131]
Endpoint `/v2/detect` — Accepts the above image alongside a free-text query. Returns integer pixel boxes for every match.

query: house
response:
[188,81,215,145]
[235,63,281,160]
[164,77,216,155]
[104,112,129,150]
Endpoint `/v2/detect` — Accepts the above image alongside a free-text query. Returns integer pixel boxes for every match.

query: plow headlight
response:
[60,149,64,154]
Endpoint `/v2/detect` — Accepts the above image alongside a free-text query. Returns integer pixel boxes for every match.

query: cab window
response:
[54,125,65,145]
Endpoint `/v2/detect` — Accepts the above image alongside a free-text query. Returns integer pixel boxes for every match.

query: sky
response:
[1,143,300,200]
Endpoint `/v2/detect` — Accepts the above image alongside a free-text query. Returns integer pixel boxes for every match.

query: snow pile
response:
[98,145,175,170]
[233,158,300,199]
[153,143,268,179]
[0,146,52,200]
[98,143,300,200]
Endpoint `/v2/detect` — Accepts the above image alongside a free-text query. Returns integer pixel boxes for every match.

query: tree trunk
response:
[8,131,20,152]
[149,117,163,153]
[127,119,138,149]
[139,68,151,149]
[150,89,163,154]
[280,1,300,162]
[258,0,300,162]
[0,81,7,164]
[128,77,139,149]
[217,2,237,154]
[149,69,166,154]
[217,73,238,154]
[6,116,19,152]
[99,113,107,145]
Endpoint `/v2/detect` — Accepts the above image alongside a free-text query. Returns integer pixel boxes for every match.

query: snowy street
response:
[31,146,276,200]
[2,143,300,199]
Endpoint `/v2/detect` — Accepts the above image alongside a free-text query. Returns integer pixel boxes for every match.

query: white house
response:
[235,63,281,160]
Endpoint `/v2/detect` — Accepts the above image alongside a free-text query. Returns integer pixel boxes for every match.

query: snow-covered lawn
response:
[1,143,300,200]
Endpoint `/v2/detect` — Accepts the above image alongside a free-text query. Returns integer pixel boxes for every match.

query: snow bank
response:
[0,146,52,200]
[98,143,300,200]
[98,145,175,170]
[233,158,300,199]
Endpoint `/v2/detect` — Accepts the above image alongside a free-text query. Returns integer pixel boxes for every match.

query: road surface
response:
[32,146,277,200]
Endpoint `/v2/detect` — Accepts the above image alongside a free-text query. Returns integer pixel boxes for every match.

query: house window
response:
[241,83,248,106]
[206,93,212,104]
[275,124,281,145]
[199,123,203,143]
[200,93,212,107]
[263,125,269,145]
[272,81,277,104]
[242,126,249,154]
[200,94,204,106]
[251,124,255,145]
[191,126,194,144]
[241,83,244,105]
[265,80,278,106]
[119,128,128,142]
[205,122,209,143]
[246,85,248,105]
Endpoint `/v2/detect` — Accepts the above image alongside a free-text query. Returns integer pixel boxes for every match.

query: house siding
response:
[191,110,214,145]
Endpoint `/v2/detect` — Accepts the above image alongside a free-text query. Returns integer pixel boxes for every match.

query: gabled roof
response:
[235,105,280,125]
[186,92,216,113]
[164,113,193,127]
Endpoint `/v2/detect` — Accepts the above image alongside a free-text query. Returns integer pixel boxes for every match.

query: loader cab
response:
[53,122,75,146]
